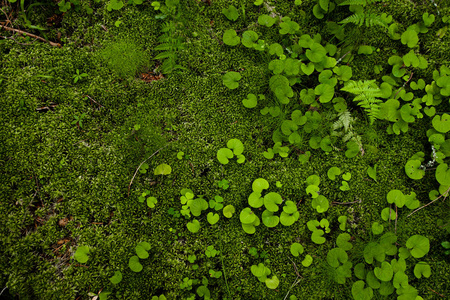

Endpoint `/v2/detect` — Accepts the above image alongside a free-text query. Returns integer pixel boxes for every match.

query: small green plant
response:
[217,179,229,190]
[109,271,123,284]
[205,245,219,258]
[71,113,86,129]
[74,245,90,263]
[129,242,151,272]
[307,219,330,244]
[72,69,88,83]
[222,72,242,89]
[222,5,239,21]
[250,263,279,289]
[290,242,313,267]
[441,241,450,255]
[217,139,245,164]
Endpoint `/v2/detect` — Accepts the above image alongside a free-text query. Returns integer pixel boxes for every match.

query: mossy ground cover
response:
[1,0,450,299]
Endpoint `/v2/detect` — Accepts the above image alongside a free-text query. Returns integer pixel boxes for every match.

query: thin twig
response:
[127,143,172,197]
[0,287,7,296]
[428,286,445,298]
[331,199,361,205]
[218,230,231,299]
[394,72,413,99]
[84,95,105,109]
[407,186,450,217]
[395,204,398,234]
[0,24,61,47]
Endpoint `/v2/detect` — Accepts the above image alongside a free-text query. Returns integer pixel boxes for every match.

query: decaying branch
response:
[0,24,61,47]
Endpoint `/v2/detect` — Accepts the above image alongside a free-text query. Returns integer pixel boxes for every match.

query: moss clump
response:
[99,39,149,79]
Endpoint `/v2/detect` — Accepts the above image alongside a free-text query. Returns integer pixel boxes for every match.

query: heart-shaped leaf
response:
[312,195,329,213]
[74,246,90,263]
[374,261,394,282]
[371,222,384,235]
[265,276,280,289]
[187,219,201,233]
[262,210,280,227]
[154,163,172,175]
[413,261,431,278]
[290,243,304,257]
[223,29,240,46]
[239,207,256,224]
[217,148,234,164]
[223,205,235,218]
[207,212,220,225]
[252,178,269,193]
[327,167,341,180]
[302,255,313,267]
[222,71,241,89]
[406,235,430,258]
[109,271,122,284]
[243,94,257,108]
[405,159,425,179]
[129,255,143,272]
[336,233,353,251]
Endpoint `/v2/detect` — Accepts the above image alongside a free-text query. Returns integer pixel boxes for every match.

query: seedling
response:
[207,212,220,225]
[223,205,235,218]
[151,295,167,300]
[187,219,200,233]
[442,241,450,255]
[222,72,242,89]
[217,179,229,190]
[205,245,219,258]
[222,5,239,21]
[209,269,222,278]
[71,113,86,128]
[167,207,181,218]
[74,245,90,263]
[147,196,157,208]
[109,271,123,284]
[154,163,172,175]
[188,255,196,263]
[209,195,224,210]
[139,164,149,174]
[73,69,88,83]
[367,164,377,181]
[217,138,245,164]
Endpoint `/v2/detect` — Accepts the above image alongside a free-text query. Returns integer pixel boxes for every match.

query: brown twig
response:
[84,95,105,109]
[127,143,172,197]
[331,199,361,205]
[428,287,445,298]
[407,185,450,217]
[394,71,413,99]
[0,24,61,47]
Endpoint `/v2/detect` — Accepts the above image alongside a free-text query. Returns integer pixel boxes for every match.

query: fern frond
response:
[339,12,388,28]
[341,80,383,125]
[338,0,380,6]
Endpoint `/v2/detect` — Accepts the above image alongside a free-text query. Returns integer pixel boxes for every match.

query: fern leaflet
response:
[339,12,388,28]
[340,80,383,125]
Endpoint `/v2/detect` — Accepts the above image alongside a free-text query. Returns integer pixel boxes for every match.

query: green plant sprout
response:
[205,245,218,258]
[71,113,86,129]
[74,245,90,263]
[217,179,229,190]
[208,269,222,278]
[250,263,279,289]
[72,69,88,83]
[109,271,122,284]
[217,139,245,164]
[222,5,239,21]
[222,72,242,89]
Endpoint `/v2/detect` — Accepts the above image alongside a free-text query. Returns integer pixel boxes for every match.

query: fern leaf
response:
[339,12,388,28]
[154,51,176,60]
[339,0,380,6]
[341,80,383,125]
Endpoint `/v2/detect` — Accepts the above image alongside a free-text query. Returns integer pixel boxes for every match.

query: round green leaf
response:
[265,276,279,289]
[129,255,143,272]
[258,14,275,27]
[74,246,90,263]
[352,280,373,300]
[262,210,279,227]
[302,255,313,267]
[311,195,329,213]
[217,148,233,164]
[306,43,326,62]
[336,233,353,251]
[386,189,406,207]
[109,271,122,284]
[135,244,149,259]
[282,201,297,214]
[239,207,256,224]
[223,205,235,218]
[315,84,334,103]
[311,230,326,244]
[374,261,394,282]
[327,167,341,180]
[222,71,241,89]
[414,262,431,279]
[242,30,259,48]
[401,29,419,48]
[154,163,172,175]
[264,192,283,212]
[187,219,201,233]
[432,113,450,133]
[406,235,430,258]
[371,222,384,235]
[207,212,220,225]
[223,29,240,46]
[290,242,304,257]
[243,94,257,108]
[227,138,244,155]
[436,163,450,185]
[405,159,425,179]
[252,178,269,193]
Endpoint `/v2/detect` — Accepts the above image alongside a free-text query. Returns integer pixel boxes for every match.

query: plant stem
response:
[218,230,231,299]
